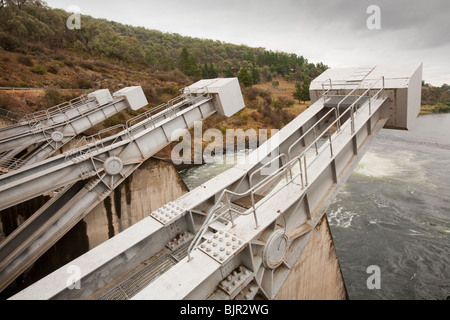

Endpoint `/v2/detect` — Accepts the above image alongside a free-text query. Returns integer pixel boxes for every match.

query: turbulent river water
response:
[179,113,450,300]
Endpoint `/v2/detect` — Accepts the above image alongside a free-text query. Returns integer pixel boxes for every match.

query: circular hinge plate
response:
[104,157,123,176]
[262,229,290,269]
[51,131,64,142]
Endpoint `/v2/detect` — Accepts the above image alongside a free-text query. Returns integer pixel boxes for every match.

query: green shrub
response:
[17,56,34,67]
[30,65,47,75]
[16,81,28,88]
[436,102,450,113]
[45,89,65,106]
[79,61,95,70]
[47,65,59,74]
[77,79,93,89]
[272,97,295,110]
[64,60,75,68]
[0,32,21,51]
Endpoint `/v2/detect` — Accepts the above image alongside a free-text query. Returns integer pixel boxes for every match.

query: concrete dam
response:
[0,63,423,300]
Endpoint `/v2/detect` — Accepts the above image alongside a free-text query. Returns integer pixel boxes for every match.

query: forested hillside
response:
[0,0,326,86]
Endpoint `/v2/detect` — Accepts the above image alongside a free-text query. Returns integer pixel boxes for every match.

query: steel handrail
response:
[66,88,213,161]
[302,76,385,174]
[287,107,338,159]
[187,77,386,261]
[249,154,288,188]
[321,78,332,101]
[125,88,211,132]
[334,79,367,129]
[0,108,21,121]
[20,94,92,123]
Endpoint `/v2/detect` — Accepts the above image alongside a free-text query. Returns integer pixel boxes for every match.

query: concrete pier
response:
[0,156,189,298]
[276,215,348,300]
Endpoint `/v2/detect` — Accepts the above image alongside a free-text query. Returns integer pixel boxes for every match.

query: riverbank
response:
[420,103,450,115]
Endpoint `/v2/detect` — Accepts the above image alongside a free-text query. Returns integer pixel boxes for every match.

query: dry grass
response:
[253,77,312,113]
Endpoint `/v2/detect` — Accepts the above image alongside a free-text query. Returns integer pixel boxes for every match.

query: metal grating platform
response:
[96,241,192,300]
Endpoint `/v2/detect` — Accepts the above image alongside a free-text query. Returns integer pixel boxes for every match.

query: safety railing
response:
[0,156,28,172]
[187,76,386,261]
[0,108,21,122]
[126,87,211,133]
[65,86,212,161]
[20,94,93,125]
[69,124,127,157]
[287,107,338,159]
[334,79,366,128]
[321,78,332,102]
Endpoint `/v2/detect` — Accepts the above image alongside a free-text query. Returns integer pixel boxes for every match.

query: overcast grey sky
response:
[45,0,450,86]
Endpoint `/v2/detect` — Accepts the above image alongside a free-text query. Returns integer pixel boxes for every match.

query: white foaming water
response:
[355,151,405,178]
[328,206,359,228]
[354,147,431,189]
[329,114,450,300]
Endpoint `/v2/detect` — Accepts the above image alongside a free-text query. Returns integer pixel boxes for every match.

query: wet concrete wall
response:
[275,215,348,300]
[83,158,189,249]
[0,156,189,298]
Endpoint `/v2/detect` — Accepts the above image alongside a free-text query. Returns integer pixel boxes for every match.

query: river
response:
[179,113,450,300]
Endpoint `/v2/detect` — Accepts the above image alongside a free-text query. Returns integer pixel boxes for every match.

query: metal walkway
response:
[142,77,388,300]
[0,88,144,172]
[8,64,423,300]
[0,79,245,293]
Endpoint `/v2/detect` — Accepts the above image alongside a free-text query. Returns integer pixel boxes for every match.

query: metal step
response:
[324,95,369,108]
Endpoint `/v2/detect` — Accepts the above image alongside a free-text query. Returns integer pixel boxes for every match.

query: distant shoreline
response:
[420,103,450,115]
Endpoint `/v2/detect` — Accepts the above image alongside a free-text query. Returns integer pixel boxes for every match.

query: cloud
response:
[44,0,449,85]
